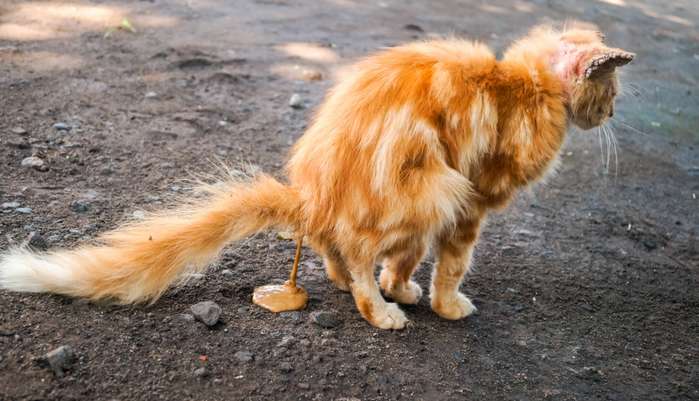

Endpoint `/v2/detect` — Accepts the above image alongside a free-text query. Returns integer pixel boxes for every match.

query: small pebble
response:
[144,91,158,99]
[42,345,76,377]
[277,335,296,348]
[234,350,254,362]
[221,269,234,277]
[193,367,208,378]
[301,69,323,81]
[1,202,20,209]
[70,200,90,213]
[298,382,310,389]
[276,230,295,240]
[132,210,146,220]
[27,232,48,251]
[289,93,304,109]
[190,301,221,326]
[279,362,293,373]
[53,122,71,131]
[15,207,32,214]
[11,127,27,135]
[310,310,341,329]
[21,156,46,171]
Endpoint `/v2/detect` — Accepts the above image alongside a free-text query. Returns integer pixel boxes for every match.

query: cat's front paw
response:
[379,270,423,304]
[371,302,409,330]
[431,292,476,320]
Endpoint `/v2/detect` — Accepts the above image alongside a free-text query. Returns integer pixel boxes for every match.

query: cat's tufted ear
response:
[584,49,635,79]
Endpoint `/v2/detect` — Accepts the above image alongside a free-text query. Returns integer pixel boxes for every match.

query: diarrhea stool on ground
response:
[252,236,308,312]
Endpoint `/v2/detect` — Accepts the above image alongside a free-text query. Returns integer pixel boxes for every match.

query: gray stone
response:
[310,310,341,328]
[70,200,90,213]
[193,367,208,377]
[1,202,20,209]
[27,232,48,251]
[15,207,32,214]
[234,350,254,362]
[279,362,293,373]
[276,335,295,348]
[220,269,234,277]
[132,210,146,220]
[144,91,158,99]
[21,156,46,170]
[11,127,27,135]
[190,301,221,326]
[53,122,71,131]
[43,345,76,377]
[281,311,303,323]
[289,93,304,109]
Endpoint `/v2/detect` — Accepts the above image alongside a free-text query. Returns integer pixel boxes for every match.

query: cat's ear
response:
[583,49,635,79]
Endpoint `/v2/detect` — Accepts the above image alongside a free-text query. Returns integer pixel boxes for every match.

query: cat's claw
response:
[372,302,409,330]
[431,292,476,320]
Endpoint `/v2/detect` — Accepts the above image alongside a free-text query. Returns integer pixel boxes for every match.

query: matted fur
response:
[0,24,633,329]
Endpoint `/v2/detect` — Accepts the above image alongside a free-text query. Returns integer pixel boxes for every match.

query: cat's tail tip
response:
[0,248,77,294]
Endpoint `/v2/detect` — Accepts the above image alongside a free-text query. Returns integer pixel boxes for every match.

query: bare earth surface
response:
[0,1,697,400]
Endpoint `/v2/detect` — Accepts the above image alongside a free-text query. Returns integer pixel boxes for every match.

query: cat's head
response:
[553,29,635,130]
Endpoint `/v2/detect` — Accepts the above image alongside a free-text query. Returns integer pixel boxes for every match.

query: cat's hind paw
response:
[379,270,423,305]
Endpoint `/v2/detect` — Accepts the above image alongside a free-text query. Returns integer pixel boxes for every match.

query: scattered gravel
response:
[310,310,341,328]
[177,313,195,322]
[190,301,221,326]
[288,93,304,109]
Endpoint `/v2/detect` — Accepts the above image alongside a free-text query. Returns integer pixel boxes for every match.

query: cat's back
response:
[287,39,496,227]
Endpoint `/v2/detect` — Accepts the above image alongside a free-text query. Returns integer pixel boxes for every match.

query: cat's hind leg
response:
[347,256,408,329]
[379,239,427,304]
[323,246,351,292]
[431,219,481,320]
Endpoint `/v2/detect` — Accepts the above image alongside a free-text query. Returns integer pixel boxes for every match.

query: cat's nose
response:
[608,109,614,118]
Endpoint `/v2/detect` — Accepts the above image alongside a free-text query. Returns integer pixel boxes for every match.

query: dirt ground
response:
[0,0,697,400]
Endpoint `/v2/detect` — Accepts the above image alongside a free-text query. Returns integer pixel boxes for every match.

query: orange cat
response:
[0,25,633,329]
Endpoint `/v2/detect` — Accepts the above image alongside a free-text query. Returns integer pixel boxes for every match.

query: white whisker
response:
[611,117,650,137]
[596,126,606,170]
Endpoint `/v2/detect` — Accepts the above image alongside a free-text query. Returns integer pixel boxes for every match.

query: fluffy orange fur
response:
[0,25,633,329]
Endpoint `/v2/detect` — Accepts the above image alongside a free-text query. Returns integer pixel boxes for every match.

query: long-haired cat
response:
[0,25,633,329]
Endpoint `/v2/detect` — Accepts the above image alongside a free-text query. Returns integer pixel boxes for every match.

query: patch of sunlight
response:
[2,50,83,71]
[598,0,626,6]
[277,42,340,64]
[0,2,178,41]
[634,3,694,27]
[269,63,325,81]
[480,4,507,14]
[513,1,534,13]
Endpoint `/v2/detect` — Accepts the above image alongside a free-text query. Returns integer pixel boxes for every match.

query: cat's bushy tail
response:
[0,175,301,303]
